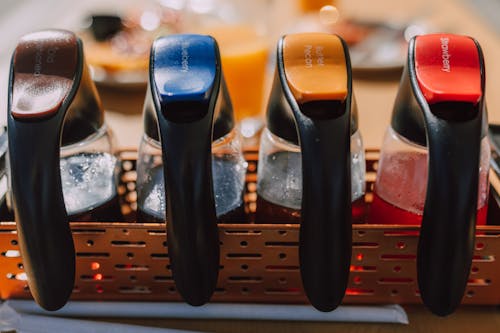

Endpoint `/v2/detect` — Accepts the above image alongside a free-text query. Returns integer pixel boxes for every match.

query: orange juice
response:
[204,25,269,122]
[299,0,337,12]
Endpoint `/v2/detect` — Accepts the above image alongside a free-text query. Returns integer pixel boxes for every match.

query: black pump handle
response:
[405,37,486,316]
[148,35,225,306]
[7,31,88,311]
[276,36,353,312]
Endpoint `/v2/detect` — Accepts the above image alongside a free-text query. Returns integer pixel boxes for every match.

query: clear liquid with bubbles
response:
[256,128,366,223]
[256,151,366,223]
[60,152,121,221]
[137,154,247,223]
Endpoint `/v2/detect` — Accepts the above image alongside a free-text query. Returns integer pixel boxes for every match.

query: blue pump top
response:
[145,33,234,139]
[151,34,218,108]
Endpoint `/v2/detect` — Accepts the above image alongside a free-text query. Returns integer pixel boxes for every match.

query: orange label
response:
[283,33,347,104]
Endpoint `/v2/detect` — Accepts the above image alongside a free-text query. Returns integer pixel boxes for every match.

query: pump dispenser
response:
[8,29,120,310]
[136,34,246,305]
[257,33,366,311]
[370,34,490,315]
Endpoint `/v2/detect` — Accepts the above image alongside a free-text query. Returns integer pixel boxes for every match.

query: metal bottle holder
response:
[0,147,499,305]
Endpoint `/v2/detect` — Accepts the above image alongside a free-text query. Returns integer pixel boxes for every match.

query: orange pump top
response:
[282,33,347,104]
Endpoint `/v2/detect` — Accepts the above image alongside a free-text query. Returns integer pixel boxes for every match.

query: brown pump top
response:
[11,30,78,119]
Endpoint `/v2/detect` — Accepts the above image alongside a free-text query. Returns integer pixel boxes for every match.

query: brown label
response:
[11,30,78,119]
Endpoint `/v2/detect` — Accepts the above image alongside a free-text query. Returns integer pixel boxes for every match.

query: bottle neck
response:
[144,127,239,150]
[60,124,111,156]
[266,68,359,146]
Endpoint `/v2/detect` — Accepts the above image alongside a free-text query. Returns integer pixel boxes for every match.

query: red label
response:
[415,34,481,105]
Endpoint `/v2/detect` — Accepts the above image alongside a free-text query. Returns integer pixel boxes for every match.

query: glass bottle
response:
[135,34,247,306]
[369,33,490,316]
[255,32,365,312]
[7,29,121,311]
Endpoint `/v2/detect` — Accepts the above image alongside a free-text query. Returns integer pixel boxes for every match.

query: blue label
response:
[152,34,218,105]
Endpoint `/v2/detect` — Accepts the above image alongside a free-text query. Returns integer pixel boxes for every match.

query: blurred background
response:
[1,0,499,148]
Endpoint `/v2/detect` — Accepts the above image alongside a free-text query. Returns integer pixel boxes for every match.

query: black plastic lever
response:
[275,36,353,312]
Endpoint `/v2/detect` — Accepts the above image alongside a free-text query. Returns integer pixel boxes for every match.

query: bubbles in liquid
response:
[257,142,366,210]
[257,151,302,210]
[138,154,247,219]
[375,152,428,215]
[353,157,365,198]
[212,155,247,216]
[60,152,117,215]
[143,182,166,215]
[258,129,366,210]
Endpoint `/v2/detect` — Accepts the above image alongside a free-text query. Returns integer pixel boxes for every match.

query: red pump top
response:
[415,34,481,105]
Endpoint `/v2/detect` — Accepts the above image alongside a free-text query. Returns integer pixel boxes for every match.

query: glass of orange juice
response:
[207,26,268,122]
[299,0,337,13]
[189,1,272,141]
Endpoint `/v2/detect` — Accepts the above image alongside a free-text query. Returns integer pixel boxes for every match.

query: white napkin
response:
[7,300,409,324]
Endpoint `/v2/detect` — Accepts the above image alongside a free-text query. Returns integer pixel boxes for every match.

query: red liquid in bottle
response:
[370,193,423,225]
[370,151,488,226]
[352,197,368,224]
[370,192,487,226]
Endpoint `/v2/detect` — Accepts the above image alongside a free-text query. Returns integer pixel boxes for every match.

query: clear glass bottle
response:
[59,124,121,221]
[135,34,248,305]
[137,128,247,223]
[256,128,366,223]
[254,32,365,312]
[7,29,122,311]
[370,33,492,316]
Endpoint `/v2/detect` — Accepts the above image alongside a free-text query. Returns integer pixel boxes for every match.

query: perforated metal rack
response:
[0,148,499,305]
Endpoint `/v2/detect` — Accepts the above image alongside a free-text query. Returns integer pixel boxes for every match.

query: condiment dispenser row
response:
[3,29,491,317]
